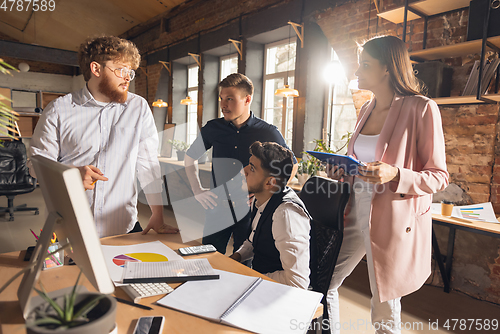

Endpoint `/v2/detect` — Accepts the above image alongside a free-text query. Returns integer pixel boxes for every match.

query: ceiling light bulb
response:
[18,62,30,72]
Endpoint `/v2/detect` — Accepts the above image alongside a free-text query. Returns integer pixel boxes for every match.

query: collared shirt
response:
[186,112,297,190]
[236,197,311,289]
[29,86,162,238]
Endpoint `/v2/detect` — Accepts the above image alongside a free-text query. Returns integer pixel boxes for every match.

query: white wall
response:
[0,71,86,93]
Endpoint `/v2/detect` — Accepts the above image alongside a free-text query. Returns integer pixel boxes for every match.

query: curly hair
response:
[249,141,294,190]
[78,36,141,81]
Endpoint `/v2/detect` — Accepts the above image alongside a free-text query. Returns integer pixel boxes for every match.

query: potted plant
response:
[168,139,190,161]
[296,134,353,184]
[26,271,117,334]
[296,156,321,186]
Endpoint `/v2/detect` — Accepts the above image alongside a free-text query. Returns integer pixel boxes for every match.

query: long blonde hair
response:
[359,35,423,96]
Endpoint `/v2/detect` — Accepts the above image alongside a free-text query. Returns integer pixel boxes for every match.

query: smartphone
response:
[24,246,35,261]
[132,316,165,334]
[178,244,217,256]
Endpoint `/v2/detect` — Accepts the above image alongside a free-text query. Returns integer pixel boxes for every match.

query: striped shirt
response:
[29,85,162,237]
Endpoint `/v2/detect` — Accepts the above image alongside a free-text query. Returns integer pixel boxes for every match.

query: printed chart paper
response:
[101,241,184,285]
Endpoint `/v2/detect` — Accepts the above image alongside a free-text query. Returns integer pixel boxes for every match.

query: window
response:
[219,54,238,117]
[187,64,199,145]
[324,49,357,154]
[220,53,238,81]
[263,38,296,148]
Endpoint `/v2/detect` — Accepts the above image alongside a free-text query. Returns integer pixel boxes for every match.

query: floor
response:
[2,188,500,333]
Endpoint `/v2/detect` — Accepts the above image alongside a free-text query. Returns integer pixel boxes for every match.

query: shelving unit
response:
[410,36,500,61]
[378,0,470,24]
[379,0,500,106]
[432,94,500,105]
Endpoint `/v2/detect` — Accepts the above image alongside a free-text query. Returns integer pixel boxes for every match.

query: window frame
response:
[218,53,239,117]
[262,37,297,149]
[186,64,199,144]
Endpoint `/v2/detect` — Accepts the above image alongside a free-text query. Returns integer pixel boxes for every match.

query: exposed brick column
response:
[147,63,163,105]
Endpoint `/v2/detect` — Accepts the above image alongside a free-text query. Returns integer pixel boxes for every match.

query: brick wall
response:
[134,62,164,107]
[134,0,287,55]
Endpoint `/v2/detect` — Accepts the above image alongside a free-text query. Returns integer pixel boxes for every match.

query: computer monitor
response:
[18,155,114,319]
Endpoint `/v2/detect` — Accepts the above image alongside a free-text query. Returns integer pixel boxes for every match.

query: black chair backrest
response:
[300,176,350,295]
[300,176,350,231]
[0,140,31,186]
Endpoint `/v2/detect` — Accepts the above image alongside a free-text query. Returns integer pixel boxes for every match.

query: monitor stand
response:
[18,211,64,319]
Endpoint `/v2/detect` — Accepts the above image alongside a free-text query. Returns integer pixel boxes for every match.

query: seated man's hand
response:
[142,213,179,234]
[77,165,108,190]
[194,188,218,210]
[229,252,242,262]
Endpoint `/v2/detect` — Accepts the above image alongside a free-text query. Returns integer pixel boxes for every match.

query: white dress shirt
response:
[236,197,311,289]
[29,86,162,237]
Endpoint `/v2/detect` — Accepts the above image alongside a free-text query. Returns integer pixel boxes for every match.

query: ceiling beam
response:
[0,40,79,67]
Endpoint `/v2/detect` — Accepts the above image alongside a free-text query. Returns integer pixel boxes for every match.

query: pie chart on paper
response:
[112,252,169,267]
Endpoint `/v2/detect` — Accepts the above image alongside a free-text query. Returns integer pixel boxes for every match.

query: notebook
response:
[157,269,323,334]
[122,258,219,283]
[306,151,366,175]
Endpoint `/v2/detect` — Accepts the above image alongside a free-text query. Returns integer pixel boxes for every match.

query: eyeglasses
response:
[104,65,135,81]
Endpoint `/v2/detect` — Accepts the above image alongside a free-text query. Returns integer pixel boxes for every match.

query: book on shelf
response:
[157,269,323,334]
[462,59,500,96]
[481,58,500,95]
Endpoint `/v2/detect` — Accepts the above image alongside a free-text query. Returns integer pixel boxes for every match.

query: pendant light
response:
[152,99,168,107]
[180,96,196,105]
[275,24,299,98]
[180,53,199,106]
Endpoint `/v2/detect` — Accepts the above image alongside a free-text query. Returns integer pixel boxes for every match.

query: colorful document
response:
[431,202,498,223]
[101,241,184,285]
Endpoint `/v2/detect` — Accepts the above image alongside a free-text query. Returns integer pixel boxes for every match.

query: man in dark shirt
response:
[185,73,297,254]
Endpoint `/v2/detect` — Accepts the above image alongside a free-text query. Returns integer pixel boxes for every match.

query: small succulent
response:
[29,271,105,330]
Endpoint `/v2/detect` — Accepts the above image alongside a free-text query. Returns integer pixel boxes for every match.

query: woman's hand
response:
[326,163,345,180]
[358,161,399,184]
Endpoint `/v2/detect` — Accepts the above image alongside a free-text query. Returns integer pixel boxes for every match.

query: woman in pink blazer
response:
[326,35,449,334]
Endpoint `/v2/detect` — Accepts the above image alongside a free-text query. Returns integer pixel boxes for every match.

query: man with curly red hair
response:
[30,36,178,237]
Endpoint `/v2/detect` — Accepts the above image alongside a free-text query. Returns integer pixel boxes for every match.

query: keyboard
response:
[121,282,174,303]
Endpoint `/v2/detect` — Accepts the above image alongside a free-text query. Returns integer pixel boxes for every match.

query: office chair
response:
[300,176,350,329]
[0,140,39,221]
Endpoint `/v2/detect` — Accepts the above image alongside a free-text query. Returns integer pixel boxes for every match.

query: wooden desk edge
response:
[432,213,500,235]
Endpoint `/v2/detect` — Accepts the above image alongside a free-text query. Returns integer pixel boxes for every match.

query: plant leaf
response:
[34,284,65,321]
[64,293,72,323]
[67,271,83,321]
[29,316,64,327]
[72,294,106,319]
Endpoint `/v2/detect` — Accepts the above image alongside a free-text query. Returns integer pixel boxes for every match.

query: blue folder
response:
[306,151,366,176]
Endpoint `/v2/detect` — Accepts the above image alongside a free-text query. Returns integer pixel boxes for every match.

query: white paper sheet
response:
[157,269,322,334]
[101,241,184,285]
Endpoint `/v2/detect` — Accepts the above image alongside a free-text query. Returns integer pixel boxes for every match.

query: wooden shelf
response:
[378,0,470,24]
[432,94,500,105]
[410,36,500,61]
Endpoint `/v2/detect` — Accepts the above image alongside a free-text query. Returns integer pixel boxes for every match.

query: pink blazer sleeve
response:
[393,99,449,195]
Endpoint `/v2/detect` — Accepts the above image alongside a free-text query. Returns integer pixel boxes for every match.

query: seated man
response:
[230,141,311,289]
